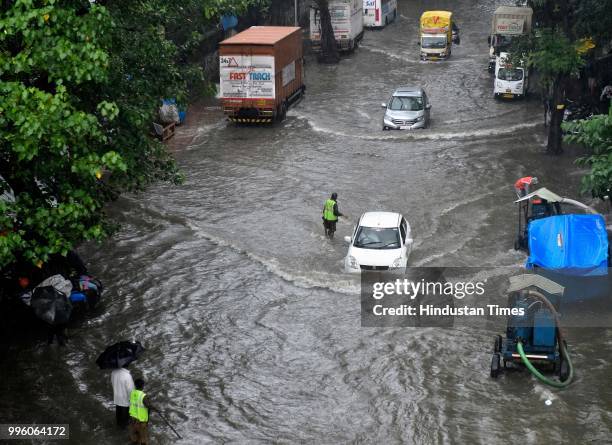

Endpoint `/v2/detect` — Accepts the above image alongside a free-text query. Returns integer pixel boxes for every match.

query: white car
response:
[344,211,413,273]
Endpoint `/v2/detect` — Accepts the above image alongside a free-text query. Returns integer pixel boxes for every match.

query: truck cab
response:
[419,11,453,61]
[494,53,528,99]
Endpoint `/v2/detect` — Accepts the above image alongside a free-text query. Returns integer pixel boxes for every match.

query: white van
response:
[363,0,397,28]
[494,52,528,99]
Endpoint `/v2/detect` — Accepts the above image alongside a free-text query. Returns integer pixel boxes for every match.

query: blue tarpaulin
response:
[526,214,609,276]
[221,15,238,31]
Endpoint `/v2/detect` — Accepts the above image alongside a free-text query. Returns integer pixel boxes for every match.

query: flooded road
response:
[2,0,611,443]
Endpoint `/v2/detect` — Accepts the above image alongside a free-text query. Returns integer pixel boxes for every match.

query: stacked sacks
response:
[70,275,104,312]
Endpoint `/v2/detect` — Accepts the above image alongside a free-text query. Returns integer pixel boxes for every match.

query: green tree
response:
[312,0,339,64]
[0,0,270,270]
[564,104,612,201]
[522,0,583,154]
[0,0,125,269]
[519,28,584,154]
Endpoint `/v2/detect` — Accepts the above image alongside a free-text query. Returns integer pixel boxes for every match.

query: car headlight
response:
[348,256,359,269]
[392,257,403,268]
[495,81,502,88]
[416,116,424,122]
[516,83,523,90]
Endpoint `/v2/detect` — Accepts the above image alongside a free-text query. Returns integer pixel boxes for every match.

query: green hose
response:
[517,340,574,388]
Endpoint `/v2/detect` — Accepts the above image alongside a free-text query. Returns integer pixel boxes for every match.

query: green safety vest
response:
[129,389,149,422]
[323,199,337,222]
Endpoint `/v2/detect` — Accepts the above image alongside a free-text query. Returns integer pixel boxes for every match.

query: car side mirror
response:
[406,238,414,245]
[381,102,387,108]
[344,236,352,244]
[425,104,431,109]
[417,41,420,46]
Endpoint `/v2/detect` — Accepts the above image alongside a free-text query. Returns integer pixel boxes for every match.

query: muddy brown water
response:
[1,1,611,443]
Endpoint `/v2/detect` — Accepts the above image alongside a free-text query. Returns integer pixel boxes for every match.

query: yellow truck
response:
[419,11,453,61]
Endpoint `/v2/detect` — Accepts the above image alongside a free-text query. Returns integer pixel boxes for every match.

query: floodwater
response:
[2,0,611,444]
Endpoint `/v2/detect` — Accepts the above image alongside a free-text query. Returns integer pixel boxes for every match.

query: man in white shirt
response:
[111,365,135,428]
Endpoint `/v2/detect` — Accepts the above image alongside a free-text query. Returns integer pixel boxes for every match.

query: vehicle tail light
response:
[375,8,379,22]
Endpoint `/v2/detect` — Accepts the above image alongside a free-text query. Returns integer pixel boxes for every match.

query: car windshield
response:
[353,226,400,249]
[497,68,523,81]
[422,36,447,48]
[389,96,423,111]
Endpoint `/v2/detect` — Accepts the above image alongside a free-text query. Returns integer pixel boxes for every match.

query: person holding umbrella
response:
[96,341,144,428]
[111,365,134,428]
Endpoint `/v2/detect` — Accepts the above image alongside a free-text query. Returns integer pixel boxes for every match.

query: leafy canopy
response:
[1,0,269,270]
[564,104,612,199]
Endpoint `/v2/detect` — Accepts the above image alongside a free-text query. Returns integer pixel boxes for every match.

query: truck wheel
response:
[491,353,501,378]
[279,102,287,121]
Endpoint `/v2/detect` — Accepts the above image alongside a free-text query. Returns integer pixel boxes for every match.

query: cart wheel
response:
[559,359,570,381]
[493,335,502,353]
[490,353,501,378]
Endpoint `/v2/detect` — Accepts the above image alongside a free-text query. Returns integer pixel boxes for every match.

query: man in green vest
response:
[322,192,344,239]
[128,378,155,445]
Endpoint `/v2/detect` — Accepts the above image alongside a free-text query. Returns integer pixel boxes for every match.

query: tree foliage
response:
[0,0,269,270]
[564,104,612,200]
[521,30,584,85]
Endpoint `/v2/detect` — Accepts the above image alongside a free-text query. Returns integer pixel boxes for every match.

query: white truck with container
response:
[363,0,397,28]
[310,0,364,52]
[494,52,528,99]
[488,6,533,72]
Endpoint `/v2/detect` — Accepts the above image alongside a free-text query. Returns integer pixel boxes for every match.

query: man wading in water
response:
[111,364,134,428]
[129,378,157,445]
[322,192,344,239]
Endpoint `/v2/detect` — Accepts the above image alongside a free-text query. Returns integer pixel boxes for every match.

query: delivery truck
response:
[488,6,533,72]
[219,26,305,123]
[310,0,364,52]
[494,52,528,99]
[419,11,453,61]
[363,0,397,28]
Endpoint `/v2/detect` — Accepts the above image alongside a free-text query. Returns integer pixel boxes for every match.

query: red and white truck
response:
[219,26,305,123]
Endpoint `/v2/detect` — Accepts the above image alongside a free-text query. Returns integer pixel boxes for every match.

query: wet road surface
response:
[2,0,611,443]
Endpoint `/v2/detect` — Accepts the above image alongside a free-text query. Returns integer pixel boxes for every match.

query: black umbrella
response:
[30,286,73,325]
[96,341,145,369]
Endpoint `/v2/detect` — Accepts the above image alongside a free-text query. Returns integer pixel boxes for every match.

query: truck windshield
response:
[493,34,513,51]
[389,96,423,111]
[497,68,523,81]
[354,227,400,249]
[422,36,447,48]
